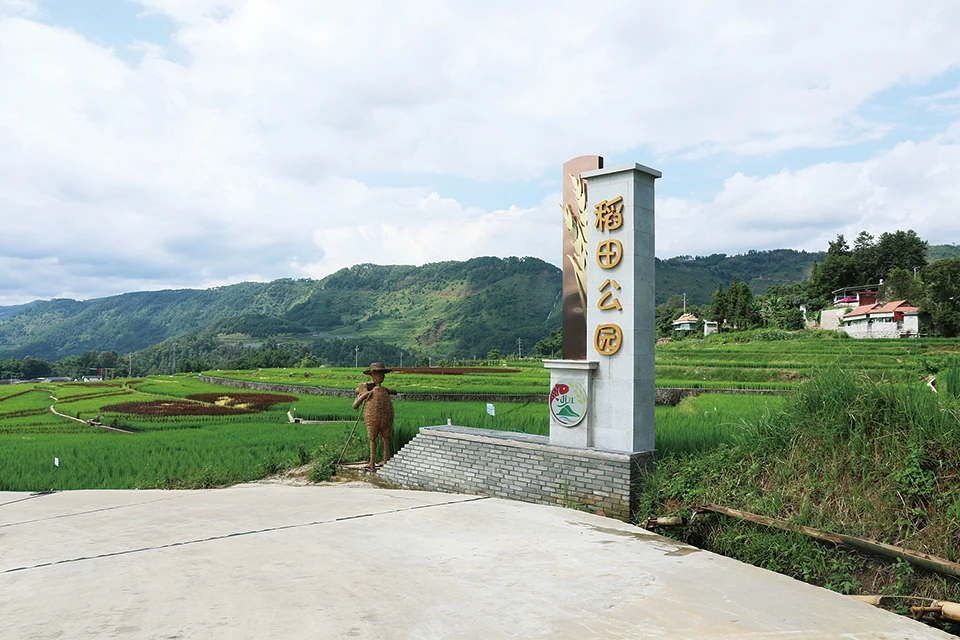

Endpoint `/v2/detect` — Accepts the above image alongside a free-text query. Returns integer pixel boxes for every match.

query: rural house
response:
[703,319,719,336]
[839,300,920,338]
[672,313,698,332]
[819,285,880,330]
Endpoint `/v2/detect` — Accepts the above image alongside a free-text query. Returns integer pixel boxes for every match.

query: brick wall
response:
[379,425,654,522]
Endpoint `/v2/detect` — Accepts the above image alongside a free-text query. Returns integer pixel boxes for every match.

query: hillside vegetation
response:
[0,257,561,363]
[2,242,958,368]
[656,248,825,304]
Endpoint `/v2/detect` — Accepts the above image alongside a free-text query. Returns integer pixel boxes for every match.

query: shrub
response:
[752,329,791,342]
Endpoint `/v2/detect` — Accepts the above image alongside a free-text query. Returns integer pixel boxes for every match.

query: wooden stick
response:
[696,503,960,580]
[335,401,365,469]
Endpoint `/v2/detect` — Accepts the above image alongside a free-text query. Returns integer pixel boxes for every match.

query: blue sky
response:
[2,0,960,305]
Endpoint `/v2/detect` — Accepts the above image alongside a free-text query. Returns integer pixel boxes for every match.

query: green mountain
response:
[282,257,562,360]
[656,249,826,305]
[3,243,955,364]
[0,301,40,320]
[0,280,317,361]
[929,243,960,262]
[0,257,561,362]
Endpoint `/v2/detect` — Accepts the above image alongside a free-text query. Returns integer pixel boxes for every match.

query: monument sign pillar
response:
[581,163,660,453]
[546,162,660,454]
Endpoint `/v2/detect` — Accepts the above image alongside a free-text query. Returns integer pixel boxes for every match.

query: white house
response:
[840,300,920,338]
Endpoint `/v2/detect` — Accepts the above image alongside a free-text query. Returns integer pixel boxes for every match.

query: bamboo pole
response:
[696,503,960,580]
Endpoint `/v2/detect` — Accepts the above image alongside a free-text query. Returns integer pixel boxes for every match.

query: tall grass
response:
[940,361,960,399]
[638,367,960,606]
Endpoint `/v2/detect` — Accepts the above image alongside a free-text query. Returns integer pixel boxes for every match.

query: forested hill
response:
[2,245,952,362]
[0,301,40,320]
[656,249,826,305]
[0,257,562,361]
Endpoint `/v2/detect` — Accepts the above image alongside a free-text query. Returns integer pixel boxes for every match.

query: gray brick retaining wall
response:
[379,425,654,522]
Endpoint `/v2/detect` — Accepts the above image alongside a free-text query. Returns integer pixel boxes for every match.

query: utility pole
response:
[128,354,132,378]
[399,352,403,367]
[355,344,359,368]
[517,338,522,359]
[683,293,686,312]
[172,343,176,375]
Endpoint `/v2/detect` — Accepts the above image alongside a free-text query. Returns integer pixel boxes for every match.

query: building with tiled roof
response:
[840,300,920,338]
[672,313,698,332]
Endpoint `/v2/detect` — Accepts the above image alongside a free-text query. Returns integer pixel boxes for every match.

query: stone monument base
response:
[378,425,654,522]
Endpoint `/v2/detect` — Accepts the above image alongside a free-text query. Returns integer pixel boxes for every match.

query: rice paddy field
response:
[1,333,957,492]
[209,333,960,392]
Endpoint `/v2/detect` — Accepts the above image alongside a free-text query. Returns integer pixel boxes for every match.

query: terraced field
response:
[209,334,959,392]
[2,332,957,492]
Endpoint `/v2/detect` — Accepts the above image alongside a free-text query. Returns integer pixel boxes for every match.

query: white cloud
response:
[2,1,960,305]
[0,0,38,18]
[657,136,960,259]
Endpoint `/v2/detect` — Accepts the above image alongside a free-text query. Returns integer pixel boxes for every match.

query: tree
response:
[782,307,805,331]
[99,351,120,369]
[873,230,927,282]
[710,284,727,324]
[1,357,22,380]
[21,357,53,379]
[534,327,562,358]
[79,350,100,370]
[828,234,851,257]
[879,267,919,302]
[758,283,811,330]
[728,280,760,329]
[852,231,877,283]
[920,258,960,336]
[177,358,207,373]
[808,229,929,307]
[807,234,858,305]
[655,294,687,337]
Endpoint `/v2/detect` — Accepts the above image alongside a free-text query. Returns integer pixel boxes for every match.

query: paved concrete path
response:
[0,483,951,639]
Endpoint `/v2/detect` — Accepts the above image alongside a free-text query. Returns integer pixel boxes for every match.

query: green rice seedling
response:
[0,420,357,491]
[939,359,960,399]
[654,394,783,457]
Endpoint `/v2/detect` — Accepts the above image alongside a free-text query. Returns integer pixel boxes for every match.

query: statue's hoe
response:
[336,399,366,469]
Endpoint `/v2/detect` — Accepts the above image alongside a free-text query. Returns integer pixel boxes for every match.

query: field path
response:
[48,405,135,434]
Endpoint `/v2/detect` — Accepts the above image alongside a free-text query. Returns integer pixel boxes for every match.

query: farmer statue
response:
[353,362,397,471]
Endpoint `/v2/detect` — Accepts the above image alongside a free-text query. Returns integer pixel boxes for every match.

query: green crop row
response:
[0,421,354,491]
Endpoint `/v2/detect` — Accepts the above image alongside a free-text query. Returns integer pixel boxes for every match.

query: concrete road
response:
[0,483,951,639]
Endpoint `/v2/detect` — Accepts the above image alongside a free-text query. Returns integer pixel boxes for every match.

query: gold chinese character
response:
[596,239,623,269]
[594,324,622,355]
[594,196,624,232]
[597,279,622,310]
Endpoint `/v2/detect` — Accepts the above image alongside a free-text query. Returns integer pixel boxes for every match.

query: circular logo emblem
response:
[549,381,587,427]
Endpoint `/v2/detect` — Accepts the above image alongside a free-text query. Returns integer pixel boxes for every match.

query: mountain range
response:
[3,246,957,363]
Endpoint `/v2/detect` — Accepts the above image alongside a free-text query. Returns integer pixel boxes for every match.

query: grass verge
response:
[636,367,960,635]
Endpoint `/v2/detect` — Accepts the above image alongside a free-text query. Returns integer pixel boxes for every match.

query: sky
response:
[2,0,960,306]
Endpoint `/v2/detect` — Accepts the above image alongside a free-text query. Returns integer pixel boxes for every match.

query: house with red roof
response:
[839,300,920,338]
